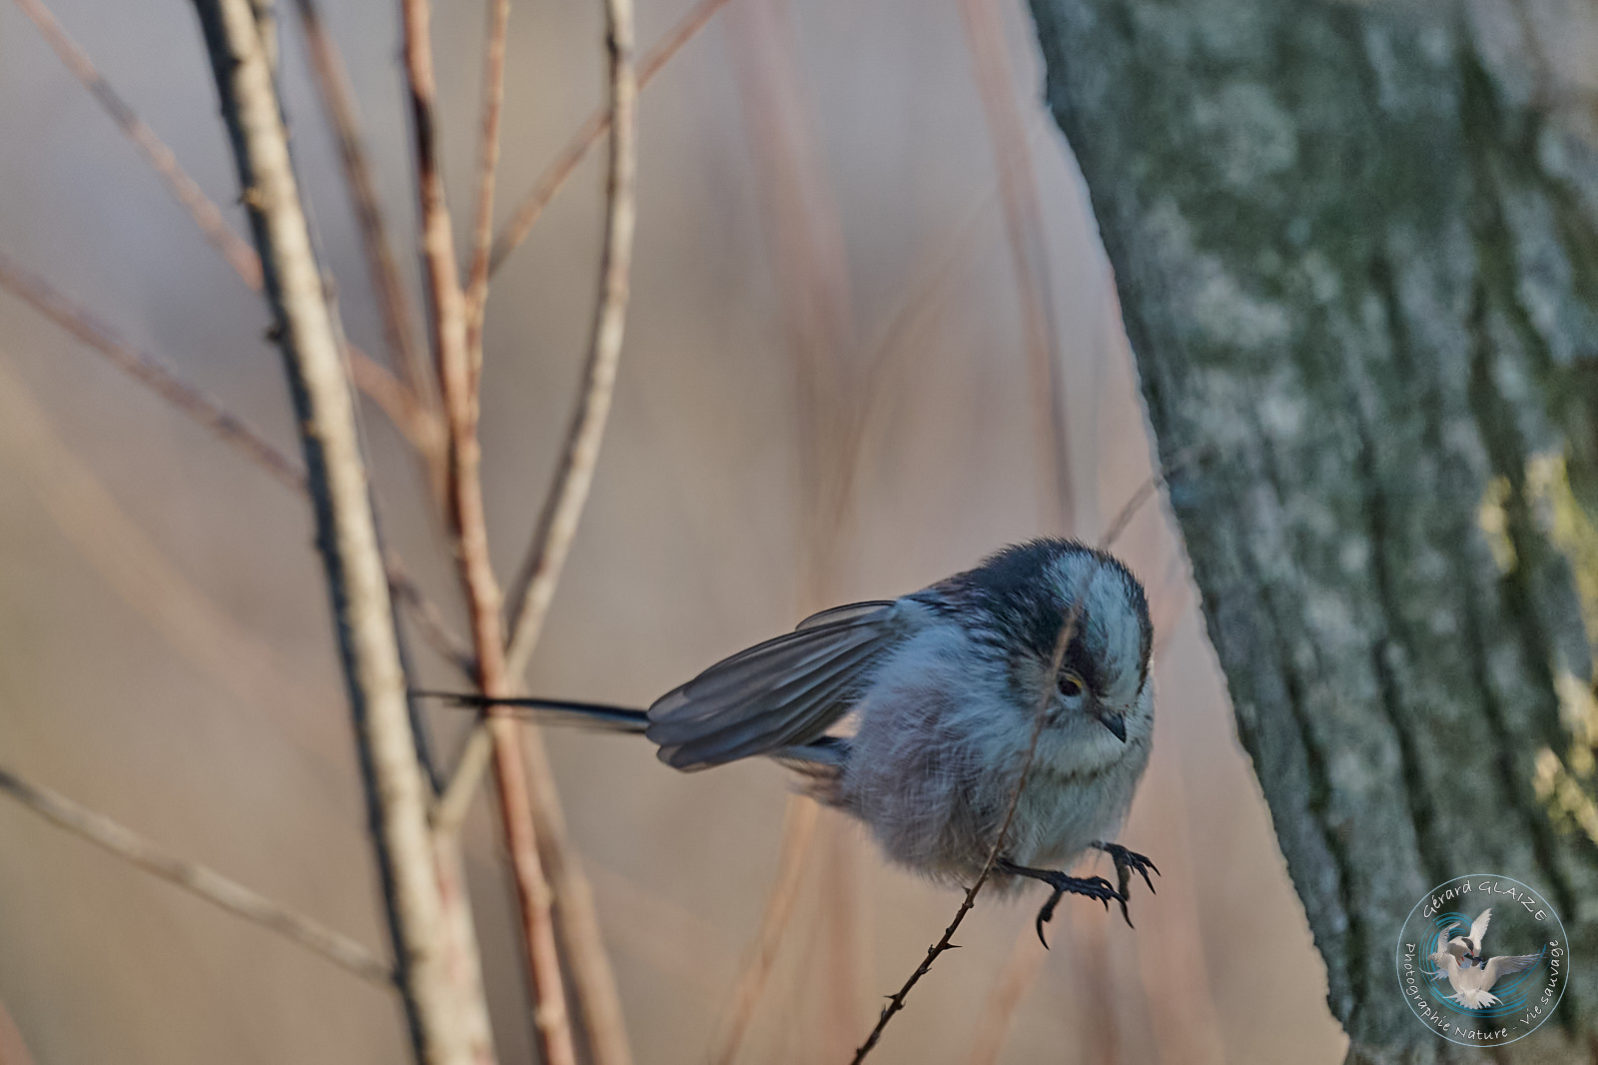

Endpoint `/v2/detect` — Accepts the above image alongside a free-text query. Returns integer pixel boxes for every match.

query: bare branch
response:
[462,0,511,391]
[13,0,432,451]
[488,0,730,275]
[0,251,470,675]
[500,0,638,679]
[11,0,262,287]
[956,0,1072,531]
[0,764,393,986]
[445,0,640,822]
[291,0,433,414]
[400,2,578,1062]
[190,3,489,1061]
[432,4,641,1060]
[850,582,1087,1063]
[0,250,303,489]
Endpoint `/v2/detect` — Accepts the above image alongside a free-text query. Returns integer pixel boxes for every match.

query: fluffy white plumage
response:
[439,539,1159,925]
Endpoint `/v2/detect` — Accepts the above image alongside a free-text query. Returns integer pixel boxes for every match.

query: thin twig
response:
[0,251,471,675]
[0,250,303,489]
[500,0,638,680]
[400,2,578,1063]
[291,0,433,411]
[956,0,1072,531]
[13,0,434,451]
[191,3,489,1061]
[462,0,512,392]
[429,1,640,1059]
[850,472,1170,1060]
[0,764,393,986]
[848,600,1079,1064]
[488,0,731,275]
[709,798,820,1065]
[11,0,262,287]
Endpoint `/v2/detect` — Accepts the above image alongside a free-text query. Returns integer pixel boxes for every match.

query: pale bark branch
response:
[190,3,488,1061]
[500,0,637,680]
[487,0,729,276]
[0,765,394,986]
[400,3,578,1063]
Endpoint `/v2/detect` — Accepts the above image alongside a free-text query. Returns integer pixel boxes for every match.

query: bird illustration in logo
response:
[1427,908,1544,1009]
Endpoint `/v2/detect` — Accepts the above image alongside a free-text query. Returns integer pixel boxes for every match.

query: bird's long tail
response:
[414,692,649,733]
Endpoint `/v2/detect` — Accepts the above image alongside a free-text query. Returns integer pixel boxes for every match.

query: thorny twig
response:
[0,765,393,986]
[848,602,1079,1064]
[849,473,1168,1062]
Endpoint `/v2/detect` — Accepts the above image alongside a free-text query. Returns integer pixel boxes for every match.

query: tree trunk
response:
[1026,1,1598,1061]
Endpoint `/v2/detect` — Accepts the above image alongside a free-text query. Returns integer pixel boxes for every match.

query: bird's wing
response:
[647,601,915,770]
[1469,908,1493,949]
[1433,927,1456,958]
[794,600,898,631]
[1483,952,1542,987]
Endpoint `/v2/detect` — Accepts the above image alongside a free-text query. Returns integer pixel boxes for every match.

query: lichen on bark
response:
[1027,0,1598,1059]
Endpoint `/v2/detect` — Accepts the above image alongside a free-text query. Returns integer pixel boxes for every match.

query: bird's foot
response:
[1089,841,1160,928]
[997,859,1121,947]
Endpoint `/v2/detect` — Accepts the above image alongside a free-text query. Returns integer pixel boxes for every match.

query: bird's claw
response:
[1030,874,1120,948]
[1090,841,1160,927]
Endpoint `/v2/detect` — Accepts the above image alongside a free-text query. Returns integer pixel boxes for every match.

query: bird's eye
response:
[1057,671,1085,699]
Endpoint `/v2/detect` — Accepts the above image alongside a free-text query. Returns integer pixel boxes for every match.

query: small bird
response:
[1437,909,1493,972]
[1429,947,1542,1009]
[427,539,1159,942]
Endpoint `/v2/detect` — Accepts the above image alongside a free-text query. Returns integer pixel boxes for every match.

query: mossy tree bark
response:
[1027,1,1598,1061]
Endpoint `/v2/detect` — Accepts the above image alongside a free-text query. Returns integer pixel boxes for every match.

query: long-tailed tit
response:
[429,538,1158,941]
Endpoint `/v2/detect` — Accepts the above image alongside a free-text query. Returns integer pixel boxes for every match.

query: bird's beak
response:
[1097,708,1127,743]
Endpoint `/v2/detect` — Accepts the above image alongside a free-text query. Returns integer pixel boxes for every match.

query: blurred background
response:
[0,0,1347,1062]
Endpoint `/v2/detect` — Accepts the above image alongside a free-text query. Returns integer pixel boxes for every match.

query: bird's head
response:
[951,539,1153,752]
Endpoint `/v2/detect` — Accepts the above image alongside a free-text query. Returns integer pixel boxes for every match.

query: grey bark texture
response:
[1027,1,1598,1062]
